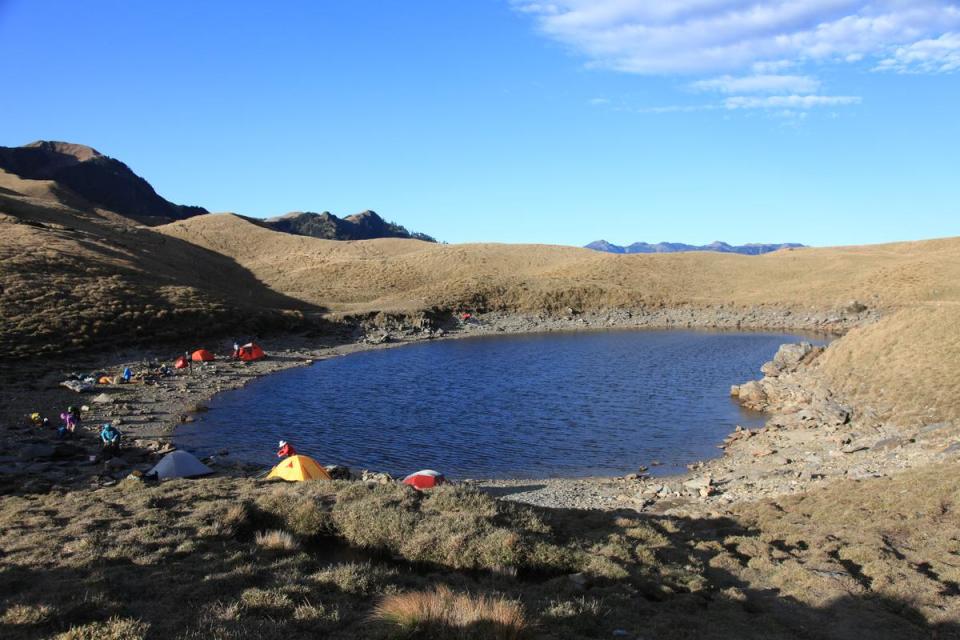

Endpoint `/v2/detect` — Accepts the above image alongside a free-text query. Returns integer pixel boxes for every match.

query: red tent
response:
[191,349,215,362]
[237,342,266,362]
[402,469,446,490]
[174,356,189,369]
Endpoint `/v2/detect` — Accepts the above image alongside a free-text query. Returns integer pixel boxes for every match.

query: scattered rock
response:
[325,465,353,480]
[683,476,711,491]
[360,470,393,484]
[568,572,589,589]
[872,437,904,452]
[845,300,868,314]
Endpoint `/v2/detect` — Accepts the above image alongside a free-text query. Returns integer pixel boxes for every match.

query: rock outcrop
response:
[261,210,435,242]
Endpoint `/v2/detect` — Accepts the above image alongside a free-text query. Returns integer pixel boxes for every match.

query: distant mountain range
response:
[0,140,434,241]
[585,240,805,255]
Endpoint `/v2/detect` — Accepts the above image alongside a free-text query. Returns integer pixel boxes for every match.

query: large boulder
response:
[760,342,821,377]
[735,380,768,410]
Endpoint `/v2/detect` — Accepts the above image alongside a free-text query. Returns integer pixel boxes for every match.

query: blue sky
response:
[1,0,958,247]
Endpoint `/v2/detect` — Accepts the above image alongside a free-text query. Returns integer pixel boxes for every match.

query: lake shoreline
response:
[0,304,919,514]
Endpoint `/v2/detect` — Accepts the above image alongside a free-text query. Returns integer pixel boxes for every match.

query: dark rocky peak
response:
[263,209,435,242]
[0,140,206,225]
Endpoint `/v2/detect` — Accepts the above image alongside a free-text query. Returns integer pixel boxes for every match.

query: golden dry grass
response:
[814,304,960,424]
[374,585,526,640]
[4,165,960,368]
[0,172,314,358]
[727,461,960,631]
[254,529,300,552]
[158,212,960,315]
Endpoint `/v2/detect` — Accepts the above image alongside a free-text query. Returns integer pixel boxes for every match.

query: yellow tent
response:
[266,455,332,482]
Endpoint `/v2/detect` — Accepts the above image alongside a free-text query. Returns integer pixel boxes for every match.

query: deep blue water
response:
[176,330,821,479]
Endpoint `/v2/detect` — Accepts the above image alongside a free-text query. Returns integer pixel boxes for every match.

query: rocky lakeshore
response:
[475,339,960,515]
[0,303,905,508]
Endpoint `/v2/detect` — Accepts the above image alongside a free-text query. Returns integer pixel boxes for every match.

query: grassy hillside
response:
[0,172,315,358]
[159,213,960,316]
[814,304,960,424]
[4,162,960,361]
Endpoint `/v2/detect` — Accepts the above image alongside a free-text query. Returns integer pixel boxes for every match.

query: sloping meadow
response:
[0,477,699,639]
[2,471,957,639]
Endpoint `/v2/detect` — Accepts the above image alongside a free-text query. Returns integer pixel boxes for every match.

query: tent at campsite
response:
[174,356,189,369]
[237,342,266,361]
[402,469,446,490]
[266,455,332,482]
[191,349,215,362]
[148,450,213,479]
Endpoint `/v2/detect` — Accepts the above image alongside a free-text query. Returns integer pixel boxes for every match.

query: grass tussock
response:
[1,603,54,626]
[374,586,526,640]
[53,617,149,640]
[215,502,251,538]
[253,529,299,552]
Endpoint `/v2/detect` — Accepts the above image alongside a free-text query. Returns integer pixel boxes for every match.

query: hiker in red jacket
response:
[277,440,296,458]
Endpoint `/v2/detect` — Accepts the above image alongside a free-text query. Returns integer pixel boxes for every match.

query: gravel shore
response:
[8,303,948,515]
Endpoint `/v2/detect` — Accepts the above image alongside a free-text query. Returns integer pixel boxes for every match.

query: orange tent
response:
[191,349,215,362]
[238,342,266,362]
[174,356,189,369]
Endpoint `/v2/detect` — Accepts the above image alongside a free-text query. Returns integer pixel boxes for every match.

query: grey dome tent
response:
[148,450,213,479]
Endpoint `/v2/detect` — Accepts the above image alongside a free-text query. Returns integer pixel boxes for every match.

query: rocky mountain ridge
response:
[0,140,434,241]
[0,141,208,225]
[261,210,435,242]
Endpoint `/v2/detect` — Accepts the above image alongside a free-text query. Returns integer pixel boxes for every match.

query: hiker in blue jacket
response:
[100,423,122,453]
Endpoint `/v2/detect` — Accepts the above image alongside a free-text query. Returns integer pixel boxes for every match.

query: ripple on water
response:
[176,330,824,479]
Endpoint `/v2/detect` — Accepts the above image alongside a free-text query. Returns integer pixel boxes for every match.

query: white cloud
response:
[588,97,611,105]
[751,59,796,72]
[631,104,719,113]
[724,94,862,108]
[875,31,960,72]
[513,1,960,74]
[691,73,821,93]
